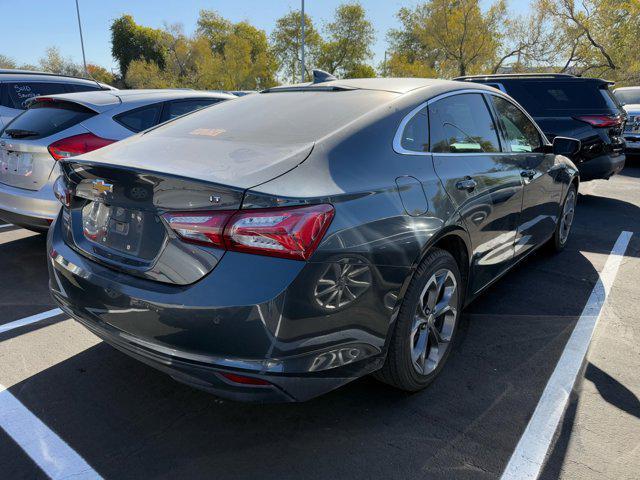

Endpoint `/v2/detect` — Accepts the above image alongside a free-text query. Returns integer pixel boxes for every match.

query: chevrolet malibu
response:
[48,78,580,402]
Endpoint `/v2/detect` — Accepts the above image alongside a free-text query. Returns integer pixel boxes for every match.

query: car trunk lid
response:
[60,161,246,285]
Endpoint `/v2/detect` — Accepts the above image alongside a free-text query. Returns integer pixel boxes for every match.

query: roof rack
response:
[455,73,577,80]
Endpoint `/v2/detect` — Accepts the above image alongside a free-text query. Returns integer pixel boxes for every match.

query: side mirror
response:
[552,136,581,157]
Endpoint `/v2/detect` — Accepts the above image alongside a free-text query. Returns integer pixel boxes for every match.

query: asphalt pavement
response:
[0,166,638,480]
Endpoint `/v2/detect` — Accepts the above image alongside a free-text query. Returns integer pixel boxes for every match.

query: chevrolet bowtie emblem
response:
[91,179,113,194]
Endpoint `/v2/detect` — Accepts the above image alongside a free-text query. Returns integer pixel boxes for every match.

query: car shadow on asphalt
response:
[2,173,640,479]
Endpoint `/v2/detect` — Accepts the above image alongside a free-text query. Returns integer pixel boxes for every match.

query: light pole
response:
[75,0,88,76]
[300,0,305,83]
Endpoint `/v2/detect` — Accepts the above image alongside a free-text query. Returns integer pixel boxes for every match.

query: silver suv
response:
[0,89,234,230]
[613,86,640,156]
[0,69,114,129]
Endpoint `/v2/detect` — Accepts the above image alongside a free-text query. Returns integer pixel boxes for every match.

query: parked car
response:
[0,89,234,230]
[48,78,580,402]
[613,86,640,157]
[456,73,626,181]
[0,69,114,129]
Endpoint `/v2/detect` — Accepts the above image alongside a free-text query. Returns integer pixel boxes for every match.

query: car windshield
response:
[614,89,640,106]
[147,89,398,144]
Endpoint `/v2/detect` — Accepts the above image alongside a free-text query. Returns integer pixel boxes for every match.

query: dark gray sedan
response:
[47,78,580,402]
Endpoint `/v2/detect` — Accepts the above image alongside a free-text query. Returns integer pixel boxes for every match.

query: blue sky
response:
[4,0,530,74]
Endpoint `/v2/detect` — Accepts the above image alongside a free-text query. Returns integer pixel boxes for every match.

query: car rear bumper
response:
[0,179,59,229]
[577,153,625,181]
[47,218,391,402]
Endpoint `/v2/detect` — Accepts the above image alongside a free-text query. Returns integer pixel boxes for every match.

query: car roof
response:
[0,69,114,89]
[28,89,236,113]
[455,73,614,85]
[265,77,474,95]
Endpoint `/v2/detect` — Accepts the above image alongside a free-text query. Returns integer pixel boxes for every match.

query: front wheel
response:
[374,248,463,392]
[549,184,577,252]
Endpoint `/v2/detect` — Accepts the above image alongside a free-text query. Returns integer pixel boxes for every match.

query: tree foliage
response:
[111,15,167,77]
[0,54,16,69]
[270,11,322,83]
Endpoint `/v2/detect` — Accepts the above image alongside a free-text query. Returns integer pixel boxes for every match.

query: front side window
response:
[429,93,500,153]
[491,96,543,153]
[399,106,429,152]
[5,82,70,109]
[114,104,162,132]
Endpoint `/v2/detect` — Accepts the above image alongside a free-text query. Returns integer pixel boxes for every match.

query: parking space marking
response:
[0,383,102,479]
[0,223,13,229]
[0,309,63,335]
[500,230,633,480]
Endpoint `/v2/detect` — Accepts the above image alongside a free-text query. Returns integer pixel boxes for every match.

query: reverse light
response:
[163,204,335,260]
[574,115,622,128]
[53,176,71,207]
[48,133,116,161]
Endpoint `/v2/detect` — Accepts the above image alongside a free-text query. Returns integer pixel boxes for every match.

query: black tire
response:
[549,184,577,252]
[374,248,463,392]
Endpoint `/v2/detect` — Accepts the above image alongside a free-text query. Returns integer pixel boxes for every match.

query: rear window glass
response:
[0,101,95,140]
[148,89,398,144]
[67,84,103,93]
[5,82,71,109]
[503,81,619,114]
[614,89,640,106]
[400,107,429,152]
[115,103,162,132]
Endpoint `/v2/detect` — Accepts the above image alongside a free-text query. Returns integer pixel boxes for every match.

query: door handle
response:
[455,178,477,192]
[521,169,536,180]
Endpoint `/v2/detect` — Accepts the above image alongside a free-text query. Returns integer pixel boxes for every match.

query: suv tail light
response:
[163,204,335,260]
[574,115,622,128]
[48,133,116,161]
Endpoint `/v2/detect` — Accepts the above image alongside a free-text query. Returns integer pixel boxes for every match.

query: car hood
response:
[74,133,314,190]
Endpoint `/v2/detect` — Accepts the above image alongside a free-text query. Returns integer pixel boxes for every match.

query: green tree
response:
[111,15,167,77]
[344,63,376,78]
[387,0,505,78]
[316,3,375,77]
[124,60,172,88]
[38,47,84,76]
[271,10,322,83]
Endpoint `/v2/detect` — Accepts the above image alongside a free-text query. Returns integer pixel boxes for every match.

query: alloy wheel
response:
[410,268,459,375]
[559,189,576,245]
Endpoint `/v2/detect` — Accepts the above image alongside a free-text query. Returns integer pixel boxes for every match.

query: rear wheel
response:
[549,184,577,252]
[375,248,463,392]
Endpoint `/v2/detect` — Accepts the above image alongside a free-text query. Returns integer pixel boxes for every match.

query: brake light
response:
[162,211,232,248]
[574,115,622,128]
[163,204,335,260]
[48,133,116,161]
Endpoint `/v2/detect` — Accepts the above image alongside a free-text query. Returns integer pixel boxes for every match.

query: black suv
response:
[455,74,626,181]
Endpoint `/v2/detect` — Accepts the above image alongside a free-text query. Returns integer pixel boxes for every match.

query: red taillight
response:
[163,204,335,260]
[48,133,116,161]
[574,115,622,128]
[219,372,271,386]
[162,211,233,248]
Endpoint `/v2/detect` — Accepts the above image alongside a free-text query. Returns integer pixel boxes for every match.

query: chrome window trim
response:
[393,88,549,156]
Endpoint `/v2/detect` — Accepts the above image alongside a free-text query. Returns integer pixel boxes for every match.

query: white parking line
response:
[501,230,633,480]
[0,223,14,229]
[0,308,63,335]
[0,383,102,479]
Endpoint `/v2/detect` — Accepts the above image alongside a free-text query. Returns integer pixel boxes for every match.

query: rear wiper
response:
[4,129,39,139]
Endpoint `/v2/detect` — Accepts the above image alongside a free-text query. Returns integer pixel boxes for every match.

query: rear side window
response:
[504,81,620,114]
[0,100,96,140]
[160,98,222,122]
[114,103,162,132]
[399,106,429,152]
[4,82,71,110]
[491,96,543,153]
[429,93,500,153]
[67,84,103,93]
